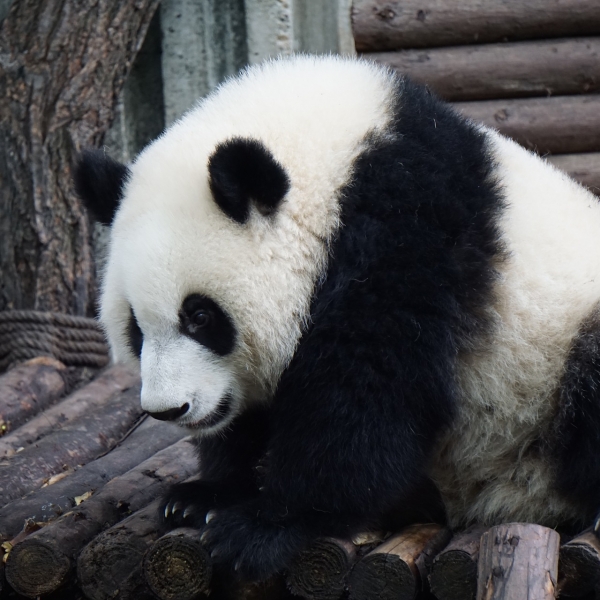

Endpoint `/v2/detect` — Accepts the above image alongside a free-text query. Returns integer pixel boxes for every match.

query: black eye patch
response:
[179,294,236,356]
[128,309,144,359]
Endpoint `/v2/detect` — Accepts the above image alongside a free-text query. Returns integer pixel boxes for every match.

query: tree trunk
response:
[0,0,159,316]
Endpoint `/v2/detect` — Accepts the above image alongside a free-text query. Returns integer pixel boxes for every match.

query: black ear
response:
[73,150,130,226]
[208,138,290,224]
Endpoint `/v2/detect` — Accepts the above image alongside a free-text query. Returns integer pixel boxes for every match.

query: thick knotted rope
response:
[0,311,109,372]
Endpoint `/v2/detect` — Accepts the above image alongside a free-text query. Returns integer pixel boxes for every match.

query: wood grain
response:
[370,38,600,101]
[352,0,600,51]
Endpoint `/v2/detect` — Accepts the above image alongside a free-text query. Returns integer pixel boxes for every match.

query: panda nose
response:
[147,402,190,421]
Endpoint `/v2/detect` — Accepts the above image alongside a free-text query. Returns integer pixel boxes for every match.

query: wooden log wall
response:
[352,0,600,196]
[0,358,599,598]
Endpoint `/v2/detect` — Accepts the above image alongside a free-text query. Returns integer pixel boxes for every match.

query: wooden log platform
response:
[4,437,197,598]
[348,524,451,600]
[0,382,144,506]
[0,363,138,458]
[369,38,600,102]
[352,0,600,52]
[77,499,162,600]
[453,95,600,155]
[0,415,185,539]
[476,523,559,600]
[0,356,67,435]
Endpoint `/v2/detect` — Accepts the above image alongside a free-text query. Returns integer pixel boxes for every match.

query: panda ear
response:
[73,150,130,226]
[208,138,290,224]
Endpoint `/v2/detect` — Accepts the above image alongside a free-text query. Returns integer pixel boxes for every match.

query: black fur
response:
[73,150,129,225]
[552,310,600,528]
[180,293,236,356]
[208,138,290,224]
[128,309,144,358]
[163,78,504,580]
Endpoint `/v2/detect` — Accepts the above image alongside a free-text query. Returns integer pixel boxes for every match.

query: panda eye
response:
[191,309,211,328]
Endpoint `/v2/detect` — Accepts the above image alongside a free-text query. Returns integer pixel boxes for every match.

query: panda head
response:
[74,56,396,433]
[75,138,294,432]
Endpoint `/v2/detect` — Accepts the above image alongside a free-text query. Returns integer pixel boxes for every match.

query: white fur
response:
[431,130,600,527]
[100,55,396,431]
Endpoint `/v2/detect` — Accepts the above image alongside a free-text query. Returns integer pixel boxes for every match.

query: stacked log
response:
[353,0,600,195]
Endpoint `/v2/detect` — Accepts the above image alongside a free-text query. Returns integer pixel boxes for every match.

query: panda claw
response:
[172,501,183,514]
[183,506,194,519]
[164,503,172,519]
[594,517,600,534]
[206,509,216,524]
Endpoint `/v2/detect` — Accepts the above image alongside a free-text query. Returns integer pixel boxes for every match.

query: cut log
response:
[352,0,600,52]
[0,363,138,458]
[77,499,162,600]
[559,530,600,597]
[370,38,600,101]
[287,537,357,600]
[0,383,144,506]
[476,523,559,600]
[454,95,600,155]
[4,437,197,598]
[429,526,485,600]
[348,524,451,600]
[0,356,66,435]
[0,416,185,539]
[546,153,600,195]
[144,527,212,600]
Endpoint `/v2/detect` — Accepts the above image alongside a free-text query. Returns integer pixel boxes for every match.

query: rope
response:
[0,310,110,372]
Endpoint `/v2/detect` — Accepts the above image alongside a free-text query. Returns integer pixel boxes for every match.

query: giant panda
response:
[75,54,600,580]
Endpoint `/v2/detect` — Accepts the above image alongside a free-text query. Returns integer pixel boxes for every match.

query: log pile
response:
[352,0,600,195]
[1,359,599,599]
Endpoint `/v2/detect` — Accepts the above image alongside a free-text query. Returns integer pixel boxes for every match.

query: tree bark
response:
[348,524,450,600]
[428,526,486,600]
[476,524,559,600]
[352,0,600,52]
[4,437,197,597]
[370,38,600,102]
[0,0,159,316]
[453,95,600,155]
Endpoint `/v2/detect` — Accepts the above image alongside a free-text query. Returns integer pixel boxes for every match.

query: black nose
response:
[147,403,190,421]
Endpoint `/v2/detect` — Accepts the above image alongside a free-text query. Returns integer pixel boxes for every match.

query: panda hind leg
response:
[551,309,600,535]
[159,406,270,531]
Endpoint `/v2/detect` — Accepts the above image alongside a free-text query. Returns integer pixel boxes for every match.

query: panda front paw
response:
[200,501,309,581]
[160,480,228,530]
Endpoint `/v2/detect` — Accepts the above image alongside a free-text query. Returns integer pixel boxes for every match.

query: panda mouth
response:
[185,394,233,429]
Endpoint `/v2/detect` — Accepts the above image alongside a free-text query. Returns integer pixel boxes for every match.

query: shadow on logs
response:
[287,537,357,600]
[559,529,600,597]
[348,524,451,600]
[429,526,485,600]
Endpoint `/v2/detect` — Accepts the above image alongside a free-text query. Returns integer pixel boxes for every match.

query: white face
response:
[99,56,395,433]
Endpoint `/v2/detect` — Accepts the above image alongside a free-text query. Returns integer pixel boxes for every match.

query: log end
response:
[144,528,212,600]
[287,538,355,600]
[349,553,415,600]
[5,538,71,597]
[429,550,478,600]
